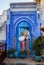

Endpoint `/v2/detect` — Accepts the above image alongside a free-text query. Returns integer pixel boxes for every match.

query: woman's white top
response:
[19,36,25,41]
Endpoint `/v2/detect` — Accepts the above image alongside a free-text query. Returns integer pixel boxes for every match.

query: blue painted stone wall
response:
[6,11,41,54]
[6,10,10,50]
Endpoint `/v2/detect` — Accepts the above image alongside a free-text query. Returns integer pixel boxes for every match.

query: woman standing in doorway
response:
[19,32,26,51]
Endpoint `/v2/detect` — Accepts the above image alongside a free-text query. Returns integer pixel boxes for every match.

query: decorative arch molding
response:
[14,17,35,34]
[15,17,33,54]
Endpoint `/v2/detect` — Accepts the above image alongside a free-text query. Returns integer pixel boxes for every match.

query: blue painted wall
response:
[6,10,10,50]
[6,11,41,56]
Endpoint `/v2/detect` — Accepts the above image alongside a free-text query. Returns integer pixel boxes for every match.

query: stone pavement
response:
[3,57,44,65]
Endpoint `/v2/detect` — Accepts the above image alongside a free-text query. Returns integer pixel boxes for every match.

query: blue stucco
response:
[6,10,10,50]
[6,10,41,56]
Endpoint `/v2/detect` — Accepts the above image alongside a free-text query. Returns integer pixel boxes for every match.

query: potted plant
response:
[20,50,26,58]
[33,36,43,61]
[27,50,30,55]
[7,48,15,58]
[13,51,19,58]
[40,36,44,60]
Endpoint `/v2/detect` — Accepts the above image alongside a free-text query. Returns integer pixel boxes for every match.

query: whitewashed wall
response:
[0,23,6,41]
[40,0,44,35]
[0,10,7,42]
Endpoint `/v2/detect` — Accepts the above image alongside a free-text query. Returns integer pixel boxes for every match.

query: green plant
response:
[7,48,15,53]
[20,50,25,54]
[33,36,44,56]
[26,50,30,55]
[20,50,26,58]
[7,48,15,58]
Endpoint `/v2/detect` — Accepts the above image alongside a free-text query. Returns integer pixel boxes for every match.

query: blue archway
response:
[15,17,33,56]
[7,10,41,57]
[14,17,34,34]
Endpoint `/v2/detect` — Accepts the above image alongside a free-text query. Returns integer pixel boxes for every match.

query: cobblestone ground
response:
[3,57,44,65]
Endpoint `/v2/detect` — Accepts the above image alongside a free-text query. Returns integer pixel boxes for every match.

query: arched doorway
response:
[16,20,32,55]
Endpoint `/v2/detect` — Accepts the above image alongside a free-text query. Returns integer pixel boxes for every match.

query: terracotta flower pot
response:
[40,27,44,32]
